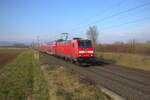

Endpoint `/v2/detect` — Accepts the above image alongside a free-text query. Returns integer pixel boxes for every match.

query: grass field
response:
[0,49,110,100]
[2,48,149,99]
[0,49,48,100]
[97,52,150,71]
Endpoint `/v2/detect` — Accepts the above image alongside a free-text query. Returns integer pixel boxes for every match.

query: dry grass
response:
[41,64,109,100]
[97,52,150,71]
[96,43,150,55]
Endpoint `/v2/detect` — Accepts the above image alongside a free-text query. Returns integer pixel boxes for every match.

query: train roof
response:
[46,38,91,45]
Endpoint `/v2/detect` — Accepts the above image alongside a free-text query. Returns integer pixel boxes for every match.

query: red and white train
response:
[36,38,96,64]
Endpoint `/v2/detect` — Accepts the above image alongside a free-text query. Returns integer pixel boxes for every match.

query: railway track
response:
[40,53,150,100]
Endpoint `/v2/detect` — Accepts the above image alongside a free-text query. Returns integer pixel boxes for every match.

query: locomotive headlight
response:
[79,51,85,53]
[87,51,94,53]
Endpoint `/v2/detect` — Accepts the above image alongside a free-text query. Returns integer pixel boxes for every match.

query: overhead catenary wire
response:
[70,1,150,32]
[69,0,126,38]
[71,0,126,30]
[101,17,150,31]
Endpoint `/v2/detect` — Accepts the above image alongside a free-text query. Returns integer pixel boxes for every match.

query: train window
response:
[47,42,52,45]
[78,40,92,48]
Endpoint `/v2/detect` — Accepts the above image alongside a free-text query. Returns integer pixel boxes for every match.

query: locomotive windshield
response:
[78,40,92,48]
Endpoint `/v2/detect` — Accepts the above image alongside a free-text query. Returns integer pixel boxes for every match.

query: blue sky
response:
[0,0,150,43]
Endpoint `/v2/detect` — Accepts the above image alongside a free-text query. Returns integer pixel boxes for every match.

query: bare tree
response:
[86,25,99,47]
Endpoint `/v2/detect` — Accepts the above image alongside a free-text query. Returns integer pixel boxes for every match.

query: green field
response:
[0,49,48,100]
[97,52,150,71]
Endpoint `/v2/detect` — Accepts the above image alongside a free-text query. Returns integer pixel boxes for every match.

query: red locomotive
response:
[37,38,96,64]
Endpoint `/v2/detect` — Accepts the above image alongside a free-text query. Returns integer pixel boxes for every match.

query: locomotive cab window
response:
[78,40,92,48]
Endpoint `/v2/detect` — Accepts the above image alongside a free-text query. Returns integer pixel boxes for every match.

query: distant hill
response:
[0,41,29,47]
[0,41,17,46]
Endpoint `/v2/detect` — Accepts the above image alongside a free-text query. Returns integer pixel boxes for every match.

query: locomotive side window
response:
[78,40,92,48]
